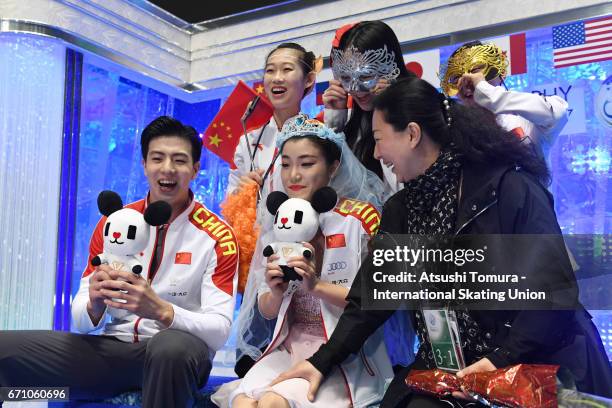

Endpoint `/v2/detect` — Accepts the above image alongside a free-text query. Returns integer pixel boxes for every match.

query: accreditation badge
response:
[422,309,466,372]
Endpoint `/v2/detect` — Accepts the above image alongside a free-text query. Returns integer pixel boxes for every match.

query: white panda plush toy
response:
[263,187,337,282]
[91,190,171,318]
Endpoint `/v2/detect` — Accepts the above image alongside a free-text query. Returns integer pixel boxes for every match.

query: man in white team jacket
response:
[0,116,239,408]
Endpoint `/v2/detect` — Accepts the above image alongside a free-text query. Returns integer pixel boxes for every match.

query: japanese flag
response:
[403,49,441,87]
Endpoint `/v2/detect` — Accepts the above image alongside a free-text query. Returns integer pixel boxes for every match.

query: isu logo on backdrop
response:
[595,75,612,129]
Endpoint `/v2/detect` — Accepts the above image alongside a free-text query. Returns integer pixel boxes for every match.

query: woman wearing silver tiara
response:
[230,115,392,408]
[323,20,418,371]
[323,20,416,195]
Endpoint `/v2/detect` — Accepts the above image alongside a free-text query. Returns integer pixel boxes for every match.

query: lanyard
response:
[148,225,167,282]
[250,123,268,165]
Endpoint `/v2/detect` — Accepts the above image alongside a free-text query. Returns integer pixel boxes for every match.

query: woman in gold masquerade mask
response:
[440,40,569,159]
[322,21,419,374]
[440,41,508,99]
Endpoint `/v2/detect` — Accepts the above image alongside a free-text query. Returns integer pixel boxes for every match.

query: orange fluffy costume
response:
[220,182,260,293]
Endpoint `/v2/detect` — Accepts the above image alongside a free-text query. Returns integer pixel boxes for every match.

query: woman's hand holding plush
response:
[265,253,289,297]
[289,242,319,292]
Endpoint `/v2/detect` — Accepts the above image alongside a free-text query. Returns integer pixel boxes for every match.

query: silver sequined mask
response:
[331,45,400,92]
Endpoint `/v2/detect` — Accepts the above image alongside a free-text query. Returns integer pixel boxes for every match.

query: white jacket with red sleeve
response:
[473,80,569,157]
[71,193,239,354]
[256,197,394,408]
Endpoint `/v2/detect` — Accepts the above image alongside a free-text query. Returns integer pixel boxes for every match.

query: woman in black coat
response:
[270,76,612,406]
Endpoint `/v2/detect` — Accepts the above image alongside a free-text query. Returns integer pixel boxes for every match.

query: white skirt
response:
[229,328,351,408]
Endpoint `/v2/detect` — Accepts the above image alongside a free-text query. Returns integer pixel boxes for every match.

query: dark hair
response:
[281,136,341,166]
[140,116,202,163]
[333,20,415,179]
[265,42,316,96]
[373,77,550,184]
[450,40,483,58]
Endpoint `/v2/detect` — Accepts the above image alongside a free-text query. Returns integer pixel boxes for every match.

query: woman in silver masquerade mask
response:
[324,19,418,372]
[324,20,415,194]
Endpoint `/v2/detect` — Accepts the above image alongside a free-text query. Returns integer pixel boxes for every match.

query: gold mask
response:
[439,43,508,96]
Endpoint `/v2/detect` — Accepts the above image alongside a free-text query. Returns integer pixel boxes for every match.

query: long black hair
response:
[373,77,550,185]
[334,20,415,179]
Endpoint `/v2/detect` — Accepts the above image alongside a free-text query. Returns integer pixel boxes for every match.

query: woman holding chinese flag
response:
[227,42,319,200]
[226,41,386,379]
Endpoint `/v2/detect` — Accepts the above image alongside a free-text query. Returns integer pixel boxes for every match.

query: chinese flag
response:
[203,81,273,167]
[252,80,273,106]
[175,252,192,265]
[253,81,265,95]
[326,233,346,249]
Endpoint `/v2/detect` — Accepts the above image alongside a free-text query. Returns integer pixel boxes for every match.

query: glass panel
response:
[0,35,65,329]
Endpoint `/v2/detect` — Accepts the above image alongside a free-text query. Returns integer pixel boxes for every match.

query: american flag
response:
[552,15,612,69]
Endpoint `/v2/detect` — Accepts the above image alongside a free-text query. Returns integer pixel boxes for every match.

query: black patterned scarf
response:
[403,148,494,369]
[402,147,461,235]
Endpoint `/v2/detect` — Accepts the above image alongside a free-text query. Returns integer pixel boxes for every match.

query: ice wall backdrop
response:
[0,35,65,330]
[0,14,610,375]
